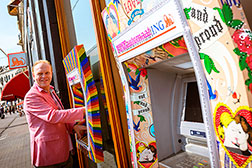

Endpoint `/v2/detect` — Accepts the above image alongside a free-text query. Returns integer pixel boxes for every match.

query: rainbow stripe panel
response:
[63,44,104,163]
[72,83,85,108]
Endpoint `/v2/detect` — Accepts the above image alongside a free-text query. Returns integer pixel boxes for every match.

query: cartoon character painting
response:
[136,141,157,167]
[214,104,252,167]
[102,3,120,41]
[218,112,252,156]
[138,144,157,162]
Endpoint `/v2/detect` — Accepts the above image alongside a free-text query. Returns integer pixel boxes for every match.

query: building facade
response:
[10,0,130,167]
[10,0,252,168]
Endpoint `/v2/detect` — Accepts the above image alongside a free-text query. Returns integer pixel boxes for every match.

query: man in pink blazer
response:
[24,60,86,167]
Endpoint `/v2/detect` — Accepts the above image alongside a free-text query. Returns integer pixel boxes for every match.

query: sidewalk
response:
[0,113,31,168]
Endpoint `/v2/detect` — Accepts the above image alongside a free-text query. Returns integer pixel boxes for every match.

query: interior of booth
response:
[144,50,211,167]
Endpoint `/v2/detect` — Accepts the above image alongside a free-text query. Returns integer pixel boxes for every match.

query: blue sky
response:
[71,0,96,51]
[0,0,22,66]
[0,0,98,67]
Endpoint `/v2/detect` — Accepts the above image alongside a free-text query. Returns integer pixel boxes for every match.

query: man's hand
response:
[73,124,87,139]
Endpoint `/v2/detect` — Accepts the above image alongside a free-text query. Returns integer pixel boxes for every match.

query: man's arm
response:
[24,91,84,124]
[73,124,87,139]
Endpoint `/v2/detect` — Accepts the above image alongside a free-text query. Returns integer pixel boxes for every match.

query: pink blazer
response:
[24,84,84,167]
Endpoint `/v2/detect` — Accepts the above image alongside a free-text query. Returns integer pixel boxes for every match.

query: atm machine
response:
[118,36,215,168]
[62,44,104,165]
[101,0,252,167]
[146,53,211,167]
[101,0,219,167]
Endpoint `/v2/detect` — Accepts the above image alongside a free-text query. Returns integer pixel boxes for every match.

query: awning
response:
[7,0,21,16]
[1,70,30,101]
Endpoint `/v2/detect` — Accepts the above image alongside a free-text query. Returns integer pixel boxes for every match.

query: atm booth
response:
[124,47,213,168]
[147,55,211,167]
[102,0,252,167]
[62,45,104,166]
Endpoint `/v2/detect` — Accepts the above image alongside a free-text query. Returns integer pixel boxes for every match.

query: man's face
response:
[32,62,52,91]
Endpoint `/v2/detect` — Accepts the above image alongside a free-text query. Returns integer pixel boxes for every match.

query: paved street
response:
[0,113,31,168]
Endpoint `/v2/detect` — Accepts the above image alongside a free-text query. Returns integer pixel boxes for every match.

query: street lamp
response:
[0,48,8,57]
[0,48,8,71]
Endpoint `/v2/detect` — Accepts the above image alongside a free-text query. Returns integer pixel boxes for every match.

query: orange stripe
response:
[84,70,92,77]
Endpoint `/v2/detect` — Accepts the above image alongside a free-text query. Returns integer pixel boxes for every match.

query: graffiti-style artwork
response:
[214,103,252,167]
[206,79,217,100]
[102,3,120,41]
[136,141,158,167]
[149,124,155,138]
[125,62,150,115]
[101,0,166,41]
[233,29,252,94]
[122,35,190,168]
[199,53,220,75]
[102,0,252,167]
[125,60,158,168]
[119,0,143,26]
[126,37,188,67]
[214,3,252,94]
[160,37,188,57]
[182,1,252,167]
[133,115,146,132]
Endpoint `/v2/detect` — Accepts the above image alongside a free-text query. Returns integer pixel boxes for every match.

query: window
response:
[70,0,97,51]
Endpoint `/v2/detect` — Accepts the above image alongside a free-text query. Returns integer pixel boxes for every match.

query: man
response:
[24,60,86,168]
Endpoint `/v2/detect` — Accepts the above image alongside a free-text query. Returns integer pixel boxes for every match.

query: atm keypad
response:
[174,154,210,168]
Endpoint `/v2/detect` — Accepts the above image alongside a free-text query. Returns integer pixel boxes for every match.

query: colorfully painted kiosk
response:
[62,44,104,164]
[102,0,252,167]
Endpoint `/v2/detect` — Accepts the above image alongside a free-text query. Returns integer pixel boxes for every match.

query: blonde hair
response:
[220,112,233,128]
[137,145,146,159]
[138,146,146,153]
[32,60,52,72]
[218,112,234,140]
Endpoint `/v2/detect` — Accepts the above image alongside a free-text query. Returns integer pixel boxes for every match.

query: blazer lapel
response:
[41,91,59,110]
[51,90,64,109]
[33,84,63,110]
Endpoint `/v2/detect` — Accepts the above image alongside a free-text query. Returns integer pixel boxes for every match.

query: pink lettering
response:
[115,27,152,54]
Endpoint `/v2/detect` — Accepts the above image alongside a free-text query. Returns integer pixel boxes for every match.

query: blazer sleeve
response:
[24,91,84,124]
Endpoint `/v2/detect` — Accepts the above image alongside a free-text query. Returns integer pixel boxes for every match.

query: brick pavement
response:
[0,113,118,168]
[0,113,31,168]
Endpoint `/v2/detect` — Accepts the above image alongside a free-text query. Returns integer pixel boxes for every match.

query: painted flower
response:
[232,29,252,55]
[246,54,252,70]
[139,68,147,77]
[128,63,138,71]
[177,39,187,49]
[249,83,252,93]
